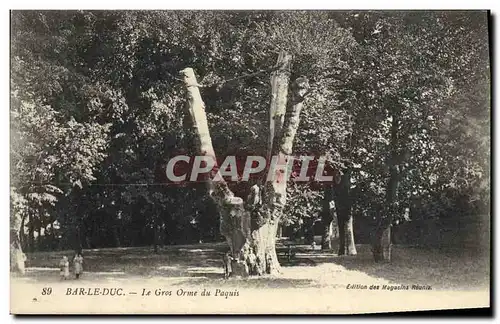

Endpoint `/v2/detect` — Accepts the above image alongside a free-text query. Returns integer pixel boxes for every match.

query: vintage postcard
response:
[10,10,491,314]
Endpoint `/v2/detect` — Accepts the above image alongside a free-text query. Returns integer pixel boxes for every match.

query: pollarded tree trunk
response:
[248,216,281,275]
[247,61,309,275]
[180,67,250,275]
[336,170,357,256]
[179,52,309,277]
[246,51,296,275]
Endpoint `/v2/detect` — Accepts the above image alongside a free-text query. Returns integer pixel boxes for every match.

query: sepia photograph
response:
[9,9,491,314]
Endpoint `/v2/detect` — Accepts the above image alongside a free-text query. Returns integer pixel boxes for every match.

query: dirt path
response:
[10,244,490,314]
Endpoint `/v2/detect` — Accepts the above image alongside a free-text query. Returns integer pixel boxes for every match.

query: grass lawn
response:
[10,242,490,314]
[14,241,489,291]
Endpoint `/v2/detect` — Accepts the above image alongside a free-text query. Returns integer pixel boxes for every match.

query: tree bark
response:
[372,109,401,262]
[321,186,334,250]
[179,52,308,277]
[335,170,357,256]
[28,213,34,253]
[321,221,333,250]
[338,213,356,255]
[180,67,252,276]
[19,214,26,250]
[10,212,26,274]
[249,59,307,275]
[372,167,398,262]
[372,224,392,262]
[267,51,292,163]
[304,217,314,245]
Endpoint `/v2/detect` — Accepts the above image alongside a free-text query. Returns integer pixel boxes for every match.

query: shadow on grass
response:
[328,245,489,290]
[277,244,489,290]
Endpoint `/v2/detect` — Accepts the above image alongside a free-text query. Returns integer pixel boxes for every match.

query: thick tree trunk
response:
[180,67,252,275]
[179,52,308,277]
[11,234,25,274]
[372,172,397,262]
[372,224,392,262]
[10,212,26,274]
[249,220,281,275]
[250,62,308,274]
[267,51,292,163]
[338,213,356,255]
[244,52,296,275]
[335,170,357,256]
[371,110,401,262]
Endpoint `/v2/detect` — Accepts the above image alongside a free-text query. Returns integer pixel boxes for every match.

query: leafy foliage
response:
[10,10,490,251]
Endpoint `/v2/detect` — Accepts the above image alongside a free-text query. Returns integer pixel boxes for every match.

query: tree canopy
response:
[10,10,490,254]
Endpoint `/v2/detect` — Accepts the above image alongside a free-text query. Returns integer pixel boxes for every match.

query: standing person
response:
[59,256,69,280]
[73,251,84,279]
[311,241,317,251]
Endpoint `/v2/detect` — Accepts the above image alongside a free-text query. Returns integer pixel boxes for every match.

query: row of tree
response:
[11,11,490,274]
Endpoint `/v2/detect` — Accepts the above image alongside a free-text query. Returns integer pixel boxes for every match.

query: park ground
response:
[10,241,490,314]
